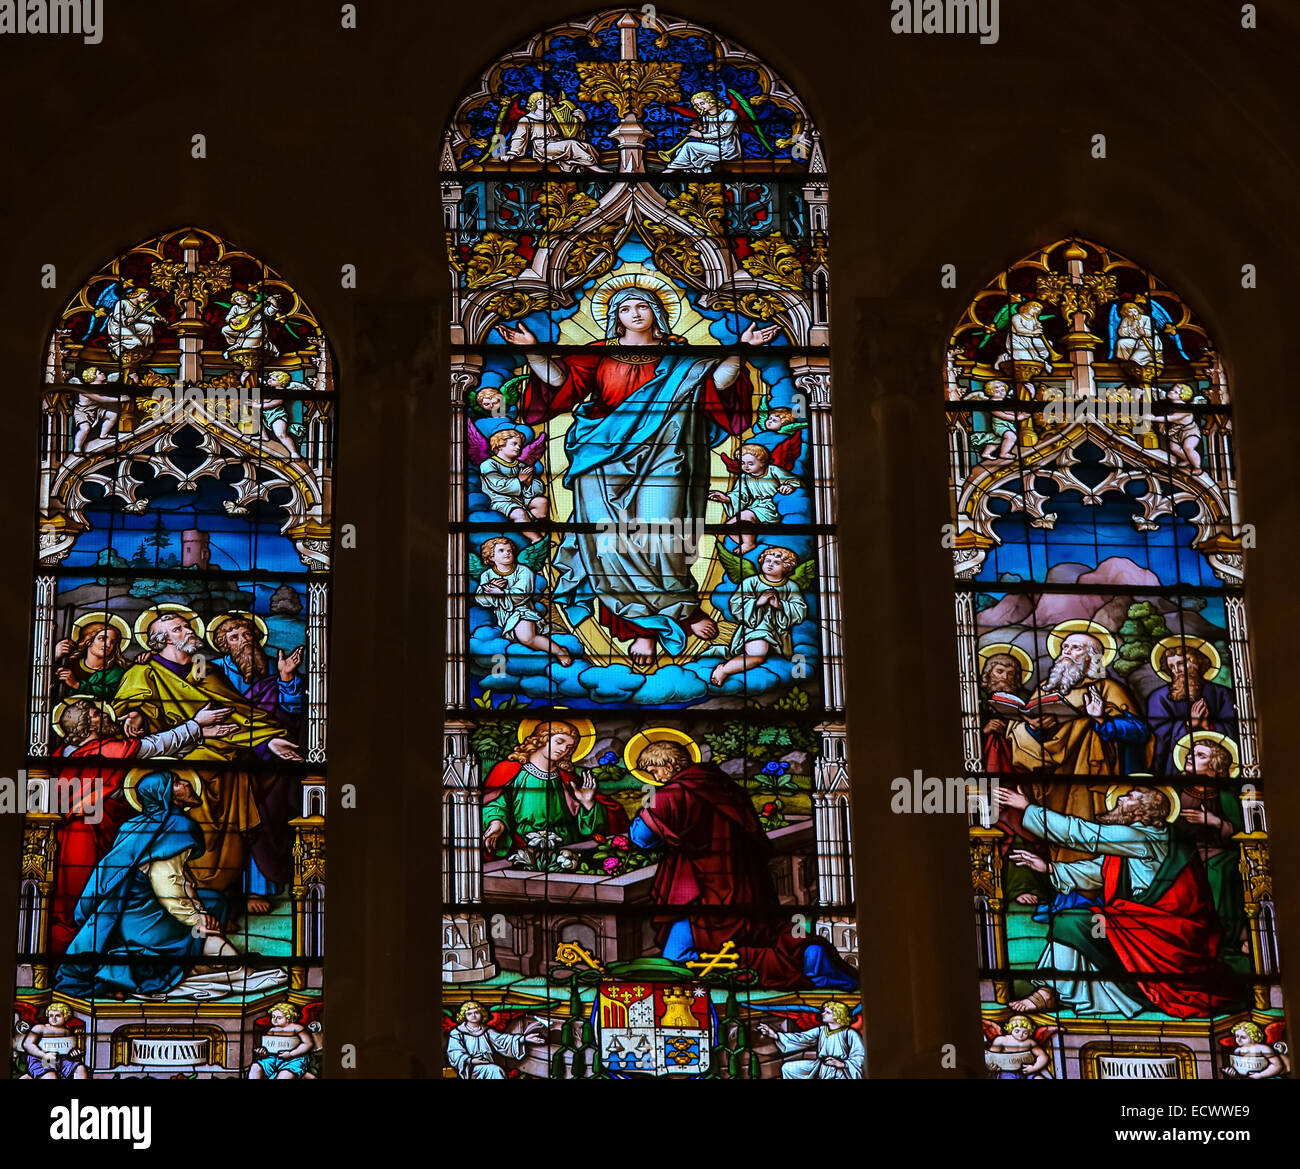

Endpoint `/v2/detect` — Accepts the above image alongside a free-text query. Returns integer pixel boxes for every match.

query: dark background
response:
[0,0,1295,1078]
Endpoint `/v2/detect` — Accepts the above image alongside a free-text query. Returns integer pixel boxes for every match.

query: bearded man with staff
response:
[111,603,303,918]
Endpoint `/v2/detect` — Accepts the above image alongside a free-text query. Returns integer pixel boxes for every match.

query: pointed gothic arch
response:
[438,7,860,1080]
[947,236,1284,1080]
[14,226,333,1080]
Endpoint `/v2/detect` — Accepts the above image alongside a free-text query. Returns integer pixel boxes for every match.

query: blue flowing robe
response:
[522,346,750,655]
[55,771,206,998]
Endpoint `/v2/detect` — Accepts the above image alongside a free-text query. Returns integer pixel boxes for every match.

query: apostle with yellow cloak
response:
[1004,621,1152,863]
[112,604,302,904]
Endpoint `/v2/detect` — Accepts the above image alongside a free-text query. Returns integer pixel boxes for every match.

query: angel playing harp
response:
[470,536,572,666]
[468,423,550,542]
[494,91,603,171]
[709,544,813,687]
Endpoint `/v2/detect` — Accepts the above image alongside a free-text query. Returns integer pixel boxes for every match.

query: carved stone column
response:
[305,581,329,763]
[28,575,56,757]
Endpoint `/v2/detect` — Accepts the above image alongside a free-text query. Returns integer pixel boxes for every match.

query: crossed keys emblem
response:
[685,939,739,975]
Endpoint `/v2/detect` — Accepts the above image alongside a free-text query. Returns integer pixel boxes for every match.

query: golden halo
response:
[590,273,682,335]
[70,611,132,646]
[1150,636,1222,683]
[1106,782,1182,823]
[50,694,118,738]
[1171,731,1240,779]
[124,767,204,812]
[517,716,596,764]
[977,642,1034,686]
[134,603,205,650]
[207,610,269,653]
[623,727,701,785]
[1046,620,1118,668]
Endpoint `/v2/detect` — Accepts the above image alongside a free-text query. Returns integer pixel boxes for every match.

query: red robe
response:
[637,762,805,986]
[50,737,140,952]
[520,342,752,640]
[1098,845,1239,1019]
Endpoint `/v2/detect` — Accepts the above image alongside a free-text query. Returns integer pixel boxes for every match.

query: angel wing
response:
[719,450,742,475]
[981,1020,1003,1042]
[716,543,758,584]
[519,429,548,465]
[491,94,529,156]
[1034,1025,1060,1044]
[518,539,551,571]
[770,429,804,471]
[466,423,490,465]
[499,374,527,408]
[725,88,773,154]
[467,551,485,577]
[1150,300,1189,359]
[789,557,816,591]
[82,282,123,340]
[1106,303,1122,359]
[1265,1020,1289,1050]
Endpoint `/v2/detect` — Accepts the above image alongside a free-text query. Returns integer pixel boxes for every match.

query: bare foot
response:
[1015,893,1039,906]
[1008,986,1057,1012]
[246,897,271,915]
[687,615,718,639]
[709,664,729,687]
[556,649,573,667]
[629,637,656,667]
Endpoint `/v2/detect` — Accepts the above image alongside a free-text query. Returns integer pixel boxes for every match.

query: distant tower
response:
[182,529,210,569]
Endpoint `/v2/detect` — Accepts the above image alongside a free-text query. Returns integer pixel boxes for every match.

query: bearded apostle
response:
[111,607,301,908]
[1146,637,1237,776]
[1008,625,1151,864]
[995,784,1239,1019]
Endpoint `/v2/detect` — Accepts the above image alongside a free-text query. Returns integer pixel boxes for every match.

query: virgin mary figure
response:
[496,274,780,667]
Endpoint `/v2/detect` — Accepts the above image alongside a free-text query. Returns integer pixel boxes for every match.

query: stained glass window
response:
[440,8,860,1079]
[948,238,1287,1079]
[14,228,332,1079]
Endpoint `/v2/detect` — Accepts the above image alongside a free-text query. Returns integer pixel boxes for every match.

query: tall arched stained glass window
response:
[15,228,333,1079]
[440,8,861,1079]
[948,238,1287,1080]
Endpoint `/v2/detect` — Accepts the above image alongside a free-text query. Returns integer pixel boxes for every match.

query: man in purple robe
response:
[1146,640,1236,776]
[209,614,305,907]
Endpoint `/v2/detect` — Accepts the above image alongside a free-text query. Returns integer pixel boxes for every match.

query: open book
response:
[987,691,1087,720]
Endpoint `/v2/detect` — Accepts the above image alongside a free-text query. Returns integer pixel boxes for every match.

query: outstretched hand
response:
[741,322,781,346]
[496,321,537,346]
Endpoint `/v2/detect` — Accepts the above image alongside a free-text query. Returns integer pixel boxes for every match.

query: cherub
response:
[261,370,307,460]
[965,379,1021,461]
[469,374,525,419]
[756,401,808,456]
[1222,1021,1290,1080]
[710,444,800,553]
[468,424,549,542]
[21,1001,89,1080]
[470,536,573,666]
[982,1015,1056,1079]
[247,1001,317,1079]
[67,365,124,453]
[710,544,813,686]
[1161,382,1202,472]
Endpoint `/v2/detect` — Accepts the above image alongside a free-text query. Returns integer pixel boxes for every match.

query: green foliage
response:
[1112,602,1171,676]
[469,711,522,772]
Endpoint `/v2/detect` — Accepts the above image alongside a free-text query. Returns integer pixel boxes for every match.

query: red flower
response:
[610,834,631,850]
[762,803,777,816]
[602,856,622,874]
